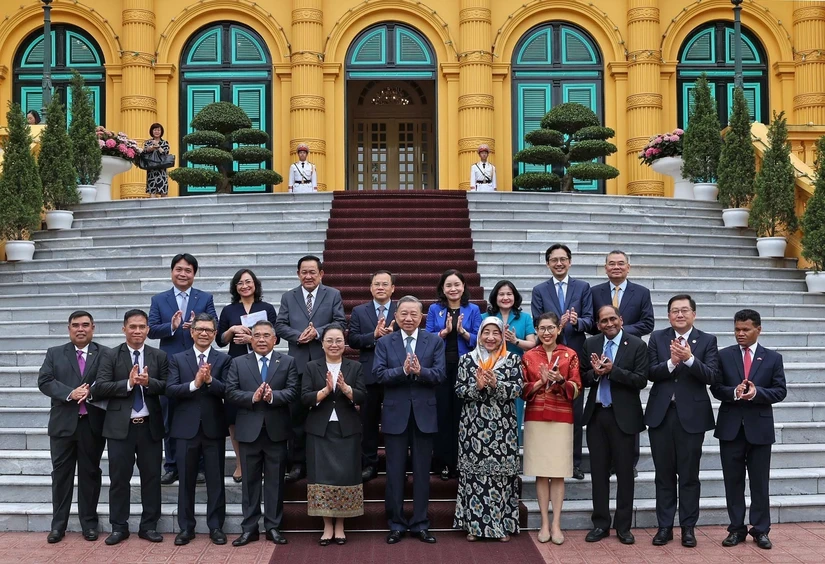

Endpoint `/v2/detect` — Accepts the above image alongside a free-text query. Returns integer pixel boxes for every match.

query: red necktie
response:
[743,347,752,380]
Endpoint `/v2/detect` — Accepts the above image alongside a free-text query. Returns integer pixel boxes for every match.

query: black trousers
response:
[360,383,383,468]
[107,419,162,533]
[573,393,584,467]
[288,374,308,468]
[49,415,105,532]
[434,361,462,471]
[384,411,434,533]
[239,428,287,532]
[176,429,226,532]
[720,425,773,536]
[649,404,705,528]
[587,405,636,532]
[160,395,176,472]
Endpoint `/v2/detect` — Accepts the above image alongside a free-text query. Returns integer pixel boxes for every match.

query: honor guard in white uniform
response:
[470,143,496,191]
[288,143,317,193]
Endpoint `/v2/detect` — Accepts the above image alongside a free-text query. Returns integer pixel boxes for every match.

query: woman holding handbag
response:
[144,122,170,197]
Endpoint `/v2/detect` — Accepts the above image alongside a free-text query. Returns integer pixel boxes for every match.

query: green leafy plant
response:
[749,111,798,238]
[513,102,619,192]
[170,102,282,194]
[717,87,756,209]
[681,73,722,183]
[39,92,79,210]
[0,102,43,240]
[801,136,825,272]
[68,70,102,185]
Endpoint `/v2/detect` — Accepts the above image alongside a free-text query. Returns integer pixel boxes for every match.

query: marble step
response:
[468,210,729,227]
[71,208,334,229]
[466,191,722,210]
[477,262,803,280]
[496,275,808,292]
[469,220,750,239]
[474,249,797,268]
[474,238,760,257]
[31,241,326,261]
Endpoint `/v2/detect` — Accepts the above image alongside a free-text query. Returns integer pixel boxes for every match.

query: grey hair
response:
[397,295,423,311]
[605,250,630,264]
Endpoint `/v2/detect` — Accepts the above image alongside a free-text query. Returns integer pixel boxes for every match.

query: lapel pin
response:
[439,311,444,317]
[692,340,697,344]
[757,357,762,361]
[623,341,628,346]
[564,353,569,358]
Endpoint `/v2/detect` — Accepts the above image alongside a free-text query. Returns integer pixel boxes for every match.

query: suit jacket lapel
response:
[730,346,745,382]
[166,289,179,314]
[622,282,635,309]
[308,286,325,322]
[81,343,101,386]
[265,353,281,385]
[64,343,82,383]
[748,344,766,381]
[612,335,626,367]
[186,290,198,318]
[187,349,200,381]
[549,280,563,312]
[394,333,408,363]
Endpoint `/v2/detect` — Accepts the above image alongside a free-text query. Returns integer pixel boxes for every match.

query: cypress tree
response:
[749,111,798,237]
[802,136,825,272]
[68,70,102,185]
[717,87,756,208]
[0,103,43,240]
[39,92,79,210]
[681,73,722,183]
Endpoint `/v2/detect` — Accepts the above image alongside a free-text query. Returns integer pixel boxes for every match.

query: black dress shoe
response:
[161,470,178,485]
[681,527,697,547]
[138,529,163,543]
[416,530,436,543]
[386,530,403,544]
[361,466,377,482]
[175,530,195,545]
[652,527,673,546]
[46,530,64,544]
[754,533,772,550]
[585,527,609,542]
[265,528,288,544]
[196,472,206,484]
[617,530,635,545]
[104,531,130,546]
[82,529,98,541]
[334,536,347,545]
[572,467,585,480]
[209,529,227,545]
[284,465,304,483]
[319,537,331,546]
[232,531,260,546]
[722,531,747,547]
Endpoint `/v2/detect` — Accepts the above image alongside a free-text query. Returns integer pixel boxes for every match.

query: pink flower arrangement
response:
[638,128,684,166]
[95,126,141,163]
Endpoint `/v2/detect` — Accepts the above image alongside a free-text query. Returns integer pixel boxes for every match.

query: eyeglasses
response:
[192,327,216,334]
[236,280,254,287]
[669,308,693,316]
[547,257,569,264]
[536,325,558,333]
[323,339,345,345]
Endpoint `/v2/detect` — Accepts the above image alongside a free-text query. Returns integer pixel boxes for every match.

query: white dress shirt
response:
[126,345,150,418]
[734,342,759,401]
[667,327,696,372]
[327,362,341,422]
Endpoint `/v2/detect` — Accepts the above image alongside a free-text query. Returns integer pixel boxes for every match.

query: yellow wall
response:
[0,0,809,197]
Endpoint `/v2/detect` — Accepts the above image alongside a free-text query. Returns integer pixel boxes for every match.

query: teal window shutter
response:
[184,85,221,194]
[232,28,267,64]
[518,85,551,174]
[233,84,267,192]
[67,31,100,66]
[517,29,550,64]
[563,84,598,191]
[20,88,44,116]
[350,29,386,65]
[682,28,714,63]
[726,83,760,123]
[188,29,221,65]
[562,28,597,64]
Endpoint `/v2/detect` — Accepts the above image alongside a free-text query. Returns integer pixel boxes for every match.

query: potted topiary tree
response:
[68,70,101,203]
[717,87,756,227]
[169,101,282,194]
[513,102,619,192]
[801,135,825,292]
[749,111,798,257]
[0,103,43,261]
[39,92,79,229]
[681,73,722,201]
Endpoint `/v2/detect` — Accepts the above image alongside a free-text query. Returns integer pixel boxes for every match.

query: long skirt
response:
[306,422,364,518]
[453,472,520,538]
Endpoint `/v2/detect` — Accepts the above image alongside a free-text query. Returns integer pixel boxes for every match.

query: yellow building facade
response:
[0,0,821,199]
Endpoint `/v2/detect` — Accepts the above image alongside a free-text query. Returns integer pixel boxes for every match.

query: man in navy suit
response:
[347,270,396,482]
[374,295,446,545]
[646,294,719,548]
[166,313,230,546]
[148,253,217,484]
[711,309,786,550]
[590,250,654,338]
[531,243,593,479]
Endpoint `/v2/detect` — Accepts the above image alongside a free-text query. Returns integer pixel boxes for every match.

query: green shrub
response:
[233,169,284,187]
[749,111,798,237]
[681,73,722,183]
[511,172,561,191]
[68,71,101,185]
[39,93,79,210]
[183,131,226,146]
[190,102,252,133]
[718,87,756,209]
[231,128,270,144]
[801,136,825,272]
[232,146,272,164]
[0,103,43,240]
[182,148,233,166]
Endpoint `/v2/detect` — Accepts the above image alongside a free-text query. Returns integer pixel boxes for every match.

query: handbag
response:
[139,149,176,170]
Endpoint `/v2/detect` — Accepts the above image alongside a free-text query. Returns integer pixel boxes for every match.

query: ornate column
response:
[291,0,326,190]
[119,0,157,199]
[793,1,825,124]
[457,0,494,190]
[625,0,663,196]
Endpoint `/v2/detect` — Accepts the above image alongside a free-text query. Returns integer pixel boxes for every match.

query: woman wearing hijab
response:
[453,317,523,542]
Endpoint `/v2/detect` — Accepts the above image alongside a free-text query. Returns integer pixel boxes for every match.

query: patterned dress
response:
[143,139,170,195]
[453,352,523,538]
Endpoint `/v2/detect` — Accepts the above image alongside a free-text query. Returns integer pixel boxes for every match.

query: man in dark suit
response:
[531,243,593,479]
[374,295,446,545]
[166,313,230,546]
[38,310,109,544]
[646,294,719,547]
[275,255,346,481]
[225,320,299,547]
[148,253,217,484]
[347,270,396,482]
[582,305,648,545]
[711,309,786,550]
[94,309,168,545]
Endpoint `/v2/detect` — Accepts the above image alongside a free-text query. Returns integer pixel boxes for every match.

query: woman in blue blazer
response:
[426,269,482,480]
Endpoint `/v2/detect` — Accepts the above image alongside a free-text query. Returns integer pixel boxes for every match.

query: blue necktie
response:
[405,336,414,355]
[556,282,565,310]
[598,340,614,406]
[260,356,269,382]
[132,350,144,412]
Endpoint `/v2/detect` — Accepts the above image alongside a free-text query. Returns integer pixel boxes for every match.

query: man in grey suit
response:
[275,255,346,481]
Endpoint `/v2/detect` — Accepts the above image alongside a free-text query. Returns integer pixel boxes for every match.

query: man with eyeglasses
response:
[166,313,231,546]
[531,243,593,480]
[646,294,719,548]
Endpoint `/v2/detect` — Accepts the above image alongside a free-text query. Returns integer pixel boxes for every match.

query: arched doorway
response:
[345,23,437,190]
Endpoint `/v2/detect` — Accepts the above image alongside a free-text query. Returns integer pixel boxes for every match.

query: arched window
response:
[13,25,106,124]
[677,22,768,127]
[512,22,604,192]
[179,22,272,194]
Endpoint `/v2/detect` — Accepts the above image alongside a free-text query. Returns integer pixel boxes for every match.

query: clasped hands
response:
[373,316,396,339]
[230,325,253,345]
[735,379,757,401]
[172,310,196,331]
[252,382,274,403]
[128,364,150,388]
[589,352,613,377]
[298,322,318,344]
[669,339,692,365]
[403,353,422,377]
[70,383,91,403]
[475,367,498,389]
[193,363,213,388]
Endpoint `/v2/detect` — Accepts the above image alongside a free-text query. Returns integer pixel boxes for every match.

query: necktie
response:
[743,347,752,380]
[260,356,269,382]
[405,336,414,355]
[306,292,313,317]
[132,350,144,412]
[378,305,386,319]
[301,162,305,169]
[177,291,189,316]
[483,163,486,169]
[598,340,614,406]
[556,282,565,310]
[198,353,206,367]
[612,286,620,308]
[678,336,686,346]
[77,350,87,415]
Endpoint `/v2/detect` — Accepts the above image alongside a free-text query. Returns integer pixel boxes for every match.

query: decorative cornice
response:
[626,93,663,110]
[121,95,158,111]
[458,137,494,152]
[794,93,825,109]
[627,180,664,196]
[292,8,323,24]
[458,94,495,111]
[122,9,156,26]
[459,7,492,24]
[290,139,326,154]
[627,7,660,25]
[793,6,825,25]
[290,95,326,111]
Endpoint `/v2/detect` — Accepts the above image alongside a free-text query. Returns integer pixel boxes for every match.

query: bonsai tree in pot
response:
[39,92,79,229]
[513,102,619,192]
[681,73,722,201]
[68,70,101,202]
[0,102,43,261]
[717,86,756,227]
[170,101,282,194]
[801,135,825,292]
[749,111,798,257]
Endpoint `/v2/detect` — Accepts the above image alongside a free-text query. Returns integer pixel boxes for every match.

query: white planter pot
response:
[722,208,750,228]
[95,156,132,201]
[4,240,35,262]
[77,184,97,203]
[756,236,787,258]
[806,271,825,293]
[651,156,694,199]
[693,182,719,201]
[44,210,74,230]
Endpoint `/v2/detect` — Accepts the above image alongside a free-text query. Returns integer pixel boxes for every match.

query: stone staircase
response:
[468,191,825,529]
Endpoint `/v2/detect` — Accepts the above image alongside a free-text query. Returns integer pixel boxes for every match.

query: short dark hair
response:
[734,309,761,327]
[371,270,396,285]
[192,312,216,329]
[251,320,275,333]
[297,255,323,271]
[230,268,262,304]
[68,310,94,324]
[436,269,470,306]
[27,110,41,124]
[322,322,346,339]
[123,309,148,325]
[667,294,696,312]
[487,280,523,320]
[171,253,199,274]
[535,312,561,343]
[597,305,621,321]
[545,243,572,263]
[148,122,164,138]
